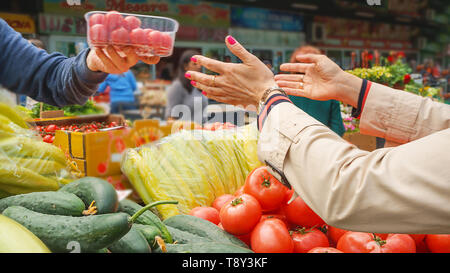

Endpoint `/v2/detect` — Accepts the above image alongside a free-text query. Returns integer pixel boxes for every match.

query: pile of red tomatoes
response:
[189,166,450,253]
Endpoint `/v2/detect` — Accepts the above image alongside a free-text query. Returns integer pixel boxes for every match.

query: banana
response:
[0,163,60,191]
[0,137,67,165]
[0,103,29,128]
[0,156,66,175]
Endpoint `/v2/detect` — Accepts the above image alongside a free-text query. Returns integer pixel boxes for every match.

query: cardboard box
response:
[30,114,135,177]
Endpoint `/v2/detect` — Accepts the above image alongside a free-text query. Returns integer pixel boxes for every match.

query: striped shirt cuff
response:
[257,93,292,131]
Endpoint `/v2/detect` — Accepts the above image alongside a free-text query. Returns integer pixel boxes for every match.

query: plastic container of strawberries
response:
[85,11,179,57]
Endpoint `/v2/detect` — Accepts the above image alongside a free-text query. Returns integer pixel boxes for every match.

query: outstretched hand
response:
[86,45,160,74]
[274,54,362,107]
[184,36,276,108]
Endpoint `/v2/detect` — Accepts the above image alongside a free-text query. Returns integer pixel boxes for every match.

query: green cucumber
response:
[59,177,118,214]
[165,225,212,244]
[108,226,151,253]
[134,224,162,249]
[155,242,254,253]
[118,199,173,243]
[88,248,110,253]
[2,200,178,253]
[0,192,85,216]
[163,215,249,248]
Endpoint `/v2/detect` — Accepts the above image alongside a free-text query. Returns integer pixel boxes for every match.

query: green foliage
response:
[30,100,104,118]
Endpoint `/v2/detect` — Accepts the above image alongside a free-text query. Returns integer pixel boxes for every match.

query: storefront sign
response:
[43,0,230,28]
[0,12,36,33]
[230,6,303,32]
[177,25,228,43]
[230,28,303,48]
[39,13,86,35]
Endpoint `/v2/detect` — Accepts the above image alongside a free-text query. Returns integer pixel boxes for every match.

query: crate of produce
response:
[28,114,135,177]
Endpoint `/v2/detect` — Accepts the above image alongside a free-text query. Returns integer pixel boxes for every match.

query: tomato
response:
[105,11,124,32]
[251,218,294,253]
[89,24,108,44]
[327,225,349,246]
[236,233,251,247]
[130,28,149,45]
[220,194,262,235]
[308,247,343,253]
[260,214,289,227]
[110,27,130,44]
[123,15,141,31]
[243,166,288,212]
[89,13,105,27]
[189,206,220,225]
[212,194,235,212]
[291,227,329,253]
[281,195,325,228]
[284,189,294,203]
[337,232,416,253]
[234,186,244,196]
[425,234,450,253]
[42,134,53,143]
[148,30,163,48]
[45,124,58,133]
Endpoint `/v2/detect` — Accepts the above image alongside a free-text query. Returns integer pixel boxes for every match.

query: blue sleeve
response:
[97,78,108,93]
[0,19,108,107]
[127,71,137,92]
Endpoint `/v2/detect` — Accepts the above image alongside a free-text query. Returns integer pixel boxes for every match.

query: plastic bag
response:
[0,101,73,197]
[121,123,263,219]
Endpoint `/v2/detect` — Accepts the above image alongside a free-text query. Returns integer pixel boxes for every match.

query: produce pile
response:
[121,124,262,219]
[30,100,104,118]
[187,166,450,253]
[34,121,121,143]
[0,176,253,253]
[0,103,72,197]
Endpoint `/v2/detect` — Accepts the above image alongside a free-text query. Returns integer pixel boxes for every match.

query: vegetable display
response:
[30,100,104,119]
[121,124,263,219]
[0,103,73,196]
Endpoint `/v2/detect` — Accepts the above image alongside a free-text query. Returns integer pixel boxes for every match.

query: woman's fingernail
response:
[185,72,191,79]
[227,35,236,45]
[191,57,197,63]
[202,91,207,96]
[190,80,196,86]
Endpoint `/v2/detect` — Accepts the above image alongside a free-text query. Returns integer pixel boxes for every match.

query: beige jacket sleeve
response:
[257,86,450,234]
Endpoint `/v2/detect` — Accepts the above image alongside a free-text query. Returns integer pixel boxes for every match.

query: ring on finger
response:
[212,75,217,87]
[299,82,304,88]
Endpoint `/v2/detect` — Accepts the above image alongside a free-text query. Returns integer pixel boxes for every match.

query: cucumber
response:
[88,248,110,253]
[163,215,249,248]
[165,225,212,245]
[155,242,254,253]
[2,206,131,253]
[118,199,173,243]
[59,177,118,214]
[2,200,178,253]
[108,226,151,253]
[134,224,162,249]
[0,192,85,216]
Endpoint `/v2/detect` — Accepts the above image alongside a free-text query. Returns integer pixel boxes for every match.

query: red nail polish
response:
[190,80,196,86]
[185,72,191,78]
[191,57,197,63]
[202,91,207,96]
[227,36,236,45]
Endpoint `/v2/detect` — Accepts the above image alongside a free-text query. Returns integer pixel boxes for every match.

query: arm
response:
[97,78,109,93]
[127,71,137,92]
[259,102,450,234]
[328,100,346,137]
[0,19,106,107]
[359,81,450,144]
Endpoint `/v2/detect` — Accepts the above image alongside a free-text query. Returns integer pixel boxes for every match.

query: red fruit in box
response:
[110,27,130,44]
[123,15,141,31]
[130,28,148,45]
[148,30,163,48]
[105,11,124,32]
[89,24,108,43]
[161,33,173,49]
[89,13,105,27]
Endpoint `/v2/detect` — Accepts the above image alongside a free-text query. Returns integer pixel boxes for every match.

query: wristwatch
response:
[257,87,287,113]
